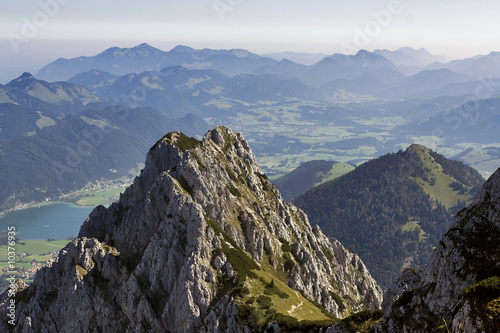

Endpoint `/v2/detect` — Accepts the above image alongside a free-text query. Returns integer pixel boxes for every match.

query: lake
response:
[0,203,95,240]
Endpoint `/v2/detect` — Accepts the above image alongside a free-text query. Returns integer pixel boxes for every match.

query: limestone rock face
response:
[377,168,500,332]
[0,127,382,332]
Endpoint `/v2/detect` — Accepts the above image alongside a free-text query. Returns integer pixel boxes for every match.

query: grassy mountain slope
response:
[294,144,484,288]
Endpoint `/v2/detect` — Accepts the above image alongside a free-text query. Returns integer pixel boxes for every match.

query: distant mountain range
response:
[41,43,405,87]
[67,66,320,118]
[37,43,278,82]
[425,51,500,77]
[0,73,103,145]
[256,50,400,86]
[262,51,328,66]
[36,43,500,103]
[294,144,485,288]
[373,47,447,73]
[53,45,500,124]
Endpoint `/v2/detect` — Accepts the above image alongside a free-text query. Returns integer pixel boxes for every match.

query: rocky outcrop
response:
[0,127,382,332]
[377,168,500,332]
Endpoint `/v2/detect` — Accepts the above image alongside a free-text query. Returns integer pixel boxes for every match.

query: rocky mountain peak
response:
[6,72,36,88]
[0,127,382,332]
[99,43,163,58]
[353,50,389,63]
[17,72,35,81]
[135,42,154,49]
[467,167,500,229]
[402,143,435,166]
[171,45,195,53]
[405,143,428,154]
[230,49,252,58]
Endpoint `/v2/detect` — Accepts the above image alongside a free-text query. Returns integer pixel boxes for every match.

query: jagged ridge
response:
[0,127,381,332]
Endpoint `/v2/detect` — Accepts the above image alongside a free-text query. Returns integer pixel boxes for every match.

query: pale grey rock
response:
[0,127,382,332]
[213,256,224,270]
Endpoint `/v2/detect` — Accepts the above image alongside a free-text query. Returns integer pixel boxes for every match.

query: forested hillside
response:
[0,72,104,145]
[0,107,208,210]
[273,160,355,201]
[294,144,484,288]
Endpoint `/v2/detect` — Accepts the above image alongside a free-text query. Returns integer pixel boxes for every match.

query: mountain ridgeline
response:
[0,128,382,332]
[273,160,355,202]
[0,72,103,145]
[294,144,485,288]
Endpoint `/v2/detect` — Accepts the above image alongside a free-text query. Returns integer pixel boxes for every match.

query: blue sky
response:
[1,0,500,81]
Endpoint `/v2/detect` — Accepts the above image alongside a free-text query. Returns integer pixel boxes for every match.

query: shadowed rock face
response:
[377,167,500,333]
[0,127,382,332]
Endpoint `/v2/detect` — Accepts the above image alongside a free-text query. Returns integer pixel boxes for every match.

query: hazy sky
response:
[1,0,500,81]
